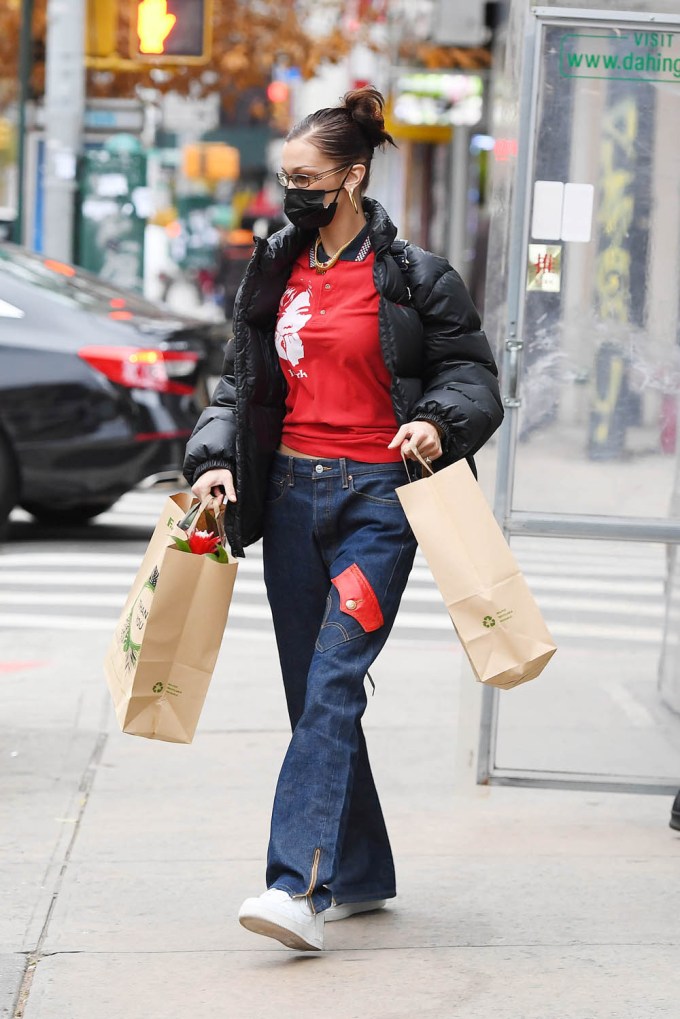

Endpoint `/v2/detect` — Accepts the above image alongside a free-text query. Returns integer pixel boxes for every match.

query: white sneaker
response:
[238,889,325,951]
[325,898,388,922]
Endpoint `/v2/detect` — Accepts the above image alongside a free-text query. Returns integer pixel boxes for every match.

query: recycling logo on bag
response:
[152,682,164,693]
[483,615,496,628]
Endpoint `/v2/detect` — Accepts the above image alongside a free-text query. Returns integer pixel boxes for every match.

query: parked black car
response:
[0,244,227,535]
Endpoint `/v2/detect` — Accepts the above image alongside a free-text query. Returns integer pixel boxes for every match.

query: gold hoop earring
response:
[349,188,359,214]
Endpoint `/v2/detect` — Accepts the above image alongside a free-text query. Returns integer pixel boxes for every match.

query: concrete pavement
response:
[2,626,679,1019]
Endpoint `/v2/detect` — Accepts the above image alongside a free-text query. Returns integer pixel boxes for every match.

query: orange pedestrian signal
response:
[137,0,176,54]
[131,0,212,63]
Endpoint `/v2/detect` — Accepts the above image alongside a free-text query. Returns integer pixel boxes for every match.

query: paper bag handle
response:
[178,495,226,542]
[401,444,435,480]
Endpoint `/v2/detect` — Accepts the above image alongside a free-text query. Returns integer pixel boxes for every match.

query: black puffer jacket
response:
[183,198,503,556]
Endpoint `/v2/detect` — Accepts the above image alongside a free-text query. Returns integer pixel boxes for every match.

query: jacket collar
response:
[257,197,398,273]
[362,197,398,255]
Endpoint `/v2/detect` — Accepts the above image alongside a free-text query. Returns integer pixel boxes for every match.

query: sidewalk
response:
[2,627,678,1019]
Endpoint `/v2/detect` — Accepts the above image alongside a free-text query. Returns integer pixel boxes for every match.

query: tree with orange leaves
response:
[0,0,377,107]
[0,0,491,109]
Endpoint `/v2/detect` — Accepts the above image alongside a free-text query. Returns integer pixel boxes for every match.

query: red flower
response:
[187,529,221,555]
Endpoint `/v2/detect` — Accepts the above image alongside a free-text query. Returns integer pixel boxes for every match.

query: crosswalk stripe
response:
[93,512,173,525]
[0,587,266,605]
[0,614,272,633]
[524,565,663,578]
[524,576,662,595]
[0,592,127,607]
[0,569,265,586]
[0,615,120,631]
[0,553,147,567]
[534,595,663,617]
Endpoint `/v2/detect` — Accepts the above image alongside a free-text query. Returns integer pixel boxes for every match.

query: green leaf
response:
[207,544,230,564]
[170,536,192,553]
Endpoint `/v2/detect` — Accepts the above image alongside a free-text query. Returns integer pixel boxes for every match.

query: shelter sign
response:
[560,30,680,84]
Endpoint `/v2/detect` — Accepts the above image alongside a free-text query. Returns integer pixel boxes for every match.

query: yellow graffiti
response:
[602,99,638,161]
[598,144,634,243]
[592,354,624,444]
[595,245,632,320]
[592,96,637,447]
[595,98,637,325]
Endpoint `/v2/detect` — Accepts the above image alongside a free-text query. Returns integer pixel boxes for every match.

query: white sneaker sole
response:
[325,899,387,922]
[239,912,323,951]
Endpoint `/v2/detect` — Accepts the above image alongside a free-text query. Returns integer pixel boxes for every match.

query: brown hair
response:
[286,86,396,192]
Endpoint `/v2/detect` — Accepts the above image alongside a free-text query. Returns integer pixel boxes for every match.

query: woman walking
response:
[183,86,503,951]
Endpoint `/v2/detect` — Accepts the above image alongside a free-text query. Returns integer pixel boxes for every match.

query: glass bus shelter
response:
[464,1,680,793]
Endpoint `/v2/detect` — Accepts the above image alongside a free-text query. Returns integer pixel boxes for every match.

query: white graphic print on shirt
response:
[275,284,312,368]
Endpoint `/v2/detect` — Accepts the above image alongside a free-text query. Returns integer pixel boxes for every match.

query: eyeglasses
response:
[276,163,351,189]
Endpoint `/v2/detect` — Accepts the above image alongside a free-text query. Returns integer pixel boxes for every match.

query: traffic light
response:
[267,70,297,134]
[182,143,240,181]
[87,0,118,58]
[131,0,212,63]
[0,119,13,152]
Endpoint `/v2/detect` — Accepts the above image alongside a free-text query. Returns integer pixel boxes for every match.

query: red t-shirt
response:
[275,244,401,462]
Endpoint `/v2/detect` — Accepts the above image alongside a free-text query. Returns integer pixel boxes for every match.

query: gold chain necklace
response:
[313,234,357,274]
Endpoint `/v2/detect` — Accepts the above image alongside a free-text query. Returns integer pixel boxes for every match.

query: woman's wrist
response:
[192,459,232,485]
[414,416,444,439]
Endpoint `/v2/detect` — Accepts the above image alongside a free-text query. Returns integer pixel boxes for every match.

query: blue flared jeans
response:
[262,453,417,911]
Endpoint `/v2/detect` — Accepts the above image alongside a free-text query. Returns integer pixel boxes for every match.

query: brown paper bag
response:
[397,459,556,689]
[104,492,238,742]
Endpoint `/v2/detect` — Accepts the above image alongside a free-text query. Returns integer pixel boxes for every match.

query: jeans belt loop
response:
[340,458,349,489]
[287,456,295,488]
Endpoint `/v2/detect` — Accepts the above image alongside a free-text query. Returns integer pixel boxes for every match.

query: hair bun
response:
[342,86,395,151]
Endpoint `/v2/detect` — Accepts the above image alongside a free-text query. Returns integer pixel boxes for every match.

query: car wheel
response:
[22,502,116,526]
[0,433,19,539]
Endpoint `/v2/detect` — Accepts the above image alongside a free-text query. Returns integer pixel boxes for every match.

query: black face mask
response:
[283,170,352,230]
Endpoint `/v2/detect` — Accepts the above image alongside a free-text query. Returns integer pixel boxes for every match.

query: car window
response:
[0,245,165,317]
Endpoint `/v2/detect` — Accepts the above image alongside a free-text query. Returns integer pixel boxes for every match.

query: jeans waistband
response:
[272,451,414,484]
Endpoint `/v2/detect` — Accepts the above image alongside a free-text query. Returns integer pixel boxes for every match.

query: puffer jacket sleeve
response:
[411,259,504,461]
[182,339,238,487]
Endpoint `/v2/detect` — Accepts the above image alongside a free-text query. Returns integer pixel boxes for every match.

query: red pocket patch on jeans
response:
[332,564,384,633]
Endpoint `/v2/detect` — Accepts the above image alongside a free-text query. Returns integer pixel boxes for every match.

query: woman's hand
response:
[191,468,237,506]
[388,421,443,462]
